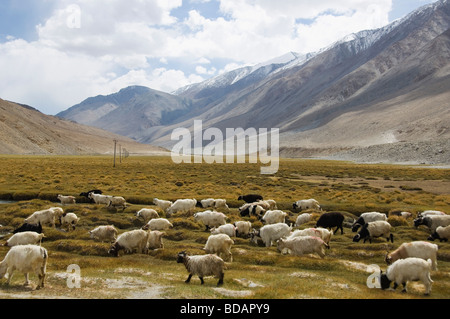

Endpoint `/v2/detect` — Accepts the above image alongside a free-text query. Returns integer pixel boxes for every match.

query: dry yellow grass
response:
[0,155,449,300]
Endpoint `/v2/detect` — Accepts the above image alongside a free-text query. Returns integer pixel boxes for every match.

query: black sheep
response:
[238,194,263,203]
[316,212,344,235]
[13,221,42,234]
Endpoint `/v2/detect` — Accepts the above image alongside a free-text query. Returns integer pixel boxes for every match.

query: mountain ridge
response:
[56,0,450,164]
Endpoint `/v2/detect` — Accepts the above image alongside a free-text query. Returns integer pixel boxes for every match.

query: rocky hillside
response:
[0,99,167,155]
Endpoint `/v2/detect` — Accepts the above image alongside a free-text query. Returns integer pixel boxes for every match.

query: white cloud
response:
[0,0,394,114]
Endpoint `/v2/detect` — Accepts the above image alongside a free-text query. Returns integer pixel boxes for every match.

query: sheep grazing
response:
[352,212,387,232]
[295,213,312,227]
[210,224,236,237]
[4,231,45,247]
[0,244,48,289]
[13,222,42,234]
[142,218,173,231]
[292,199,320,211]
[89,225,118,243]
[136,208,159,223]
[380,257,433,295]
[385,241,438,271]
[79,189,102,201]
[193,211,227,231]
[428,225,450,242]
[88,192,113,205]
[239,203,266,218]
[251,223,292,247]
[238,194,263,203]
[233,221,253,238]
[107,196,127,209]
[389,210,412,219]
[260,210,287,225]
[414,215,450,233]
[177,251,225,286]
[24,208,61,228]
[147,231,165,250]
[353,220,393,244]
[166,199,197,216]
[277,236,329,258]
[418,210,446,217]
[198,198,215,208]
[315,212,344,235]
[213,199,229,212]
[60,212,79,231]
[108,229,150,257]
[288,227,333,245]
[204,234,234,262]
[57,194,76,205]
[153,198,173,213]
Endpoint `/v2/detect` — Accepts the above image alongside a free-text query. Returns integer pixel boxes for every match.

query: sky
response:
[0,0,437,115]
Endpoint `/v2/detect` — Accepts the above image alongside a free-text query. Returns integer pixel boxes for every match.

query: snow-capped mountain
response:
[58,0,450,163]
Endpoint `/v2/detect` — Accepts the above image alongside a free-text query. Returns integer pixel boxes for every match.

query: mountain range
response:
[5,1,450,163]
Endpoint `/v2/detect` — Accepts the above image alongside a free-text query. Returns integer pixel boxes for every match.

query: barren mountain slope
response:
[0,99,167,155]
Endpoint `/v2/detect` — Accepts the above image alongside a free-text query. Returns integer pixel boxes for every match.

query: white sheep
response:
[251,223,292,247]
[136,208,159,223]
[199,198,215,208]
[260,210,287,225]
[288,227,333,245]
[167,199,197,216]
[213,199,229,211]
[177,251,225,286]
[57,194,76,205]
[385,241,438,271]
[108,229,150,257]
[414,215,450,233]
[233,221,253,238]
[147,230,165,250]
[193,211,227,231]
[89,193,113,205]
[142,218,173,231]
[277,236,329,258]
[380,257,433,295]
[203,233,234,262]
[210,224,236,237]
[107,196,127,209]
[353,220,393,243]
[418,210,446,217]
[153,198,173,212]
[352,212,387,232]
[428,225,450,242]
[293,199,320,211]
[60,212,79,231]
[4,232,45,247]
[89,225,118,243]
[295,213,312,227]
[0,244,48,289]
[25,208,58,228]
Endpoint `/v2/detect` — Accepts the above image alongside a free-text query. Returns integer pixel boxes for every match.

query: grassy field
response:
[0,155,449,299]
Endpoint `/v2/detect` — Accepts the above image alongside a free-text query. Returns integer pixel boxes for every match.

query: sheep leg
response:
[217,273,224,286]
[185,274,193,284]
[199,277,204,285]
[401,283,407,293]
[24,273,30,286]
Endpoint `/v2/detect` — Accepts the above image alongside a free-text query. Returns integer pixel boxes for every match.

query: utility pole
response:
[113,139,118,167]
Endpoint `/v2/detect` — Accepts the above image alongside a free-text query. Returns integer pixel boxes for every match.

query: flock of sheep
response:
[0,190,449,296]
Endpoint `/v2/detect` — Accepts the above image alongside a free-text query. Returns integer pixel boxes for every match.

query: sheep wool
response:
[380,257,433,295]
[0,244,48,289]
[177,251,225,286]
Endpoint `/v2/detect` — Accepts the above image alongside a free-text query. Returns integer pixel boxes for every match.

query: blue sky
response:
[0,0,437,115]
